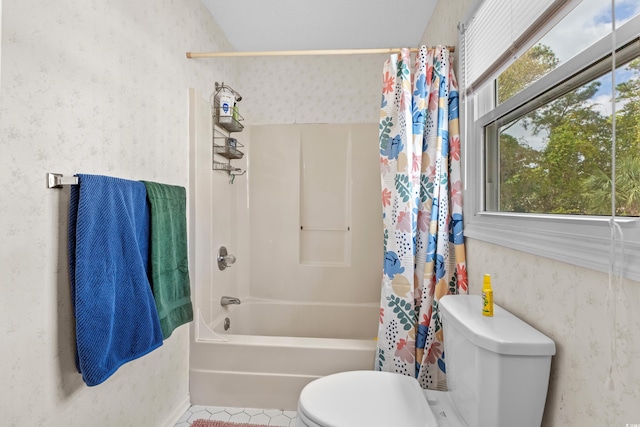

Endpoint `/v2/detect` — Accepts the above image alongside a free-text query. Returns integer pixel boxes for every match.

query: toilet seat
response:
[297,370,438,427]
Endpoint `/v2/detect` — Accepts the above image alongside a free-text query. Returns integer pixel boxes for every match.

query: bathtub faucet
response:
[221,296,241,307]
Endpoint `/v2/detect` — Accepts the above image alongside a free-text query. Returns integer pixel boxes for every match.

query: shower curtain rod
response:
[186,46,455,59]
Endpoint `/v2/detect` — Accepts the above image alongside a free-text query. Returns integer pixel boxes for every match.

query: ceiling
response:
[200,0,439,52]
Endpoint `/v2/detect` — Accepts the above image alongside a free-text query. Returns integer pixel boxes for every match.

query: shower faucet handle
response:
[217,246,236,270]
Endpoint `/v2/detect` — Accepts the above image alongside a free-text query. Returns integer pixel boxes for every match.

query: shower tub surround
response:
[190,299,379,410]
[188,90,381,411]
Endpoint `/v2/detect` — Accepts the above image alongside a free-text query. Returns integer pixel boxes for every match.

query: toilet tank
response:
[439,295,555,427]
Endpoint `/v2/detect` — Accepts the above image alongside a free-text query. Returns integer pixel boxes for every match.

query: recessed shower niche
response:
[249,124,380,273]
[299,125,351,265]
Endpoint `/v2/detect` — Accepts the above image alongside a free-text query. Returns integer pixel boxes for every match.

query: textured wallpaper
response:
[419,0,474,68]
[236,54,386,125]
[466,239,640,426]
[0,0,235,425]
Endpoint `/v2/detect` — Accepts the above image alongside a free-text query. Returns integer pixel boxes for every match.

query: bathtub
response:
[189,299,379,410]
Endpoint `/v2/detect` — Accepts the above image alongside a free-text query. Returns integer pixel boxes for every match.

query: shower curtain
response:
[376,46,467,390]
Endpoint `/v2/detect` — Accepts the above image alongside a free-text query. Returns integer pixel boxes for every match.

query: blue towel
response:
[68,174,163,386]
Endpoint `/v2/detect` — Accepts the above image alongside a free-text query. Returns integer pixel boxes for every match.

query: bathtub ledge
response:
[195,308,227,342]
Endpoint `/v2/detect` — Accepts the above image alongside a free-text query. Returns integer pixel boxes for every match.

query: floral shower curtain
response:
[376,46,467,389]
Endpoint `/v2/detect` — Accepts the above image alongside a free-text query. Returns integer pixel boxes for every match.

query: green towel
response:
[142,181,193,339]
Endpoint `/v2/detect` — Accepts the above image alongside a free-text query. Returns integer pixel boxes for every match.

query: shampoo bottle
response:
[482,274,493,317]
[215,86,234,123]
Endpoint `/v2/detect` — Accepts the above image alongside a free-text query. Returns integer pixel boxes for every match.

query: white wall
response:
[233,54,386,304]
[421,1,640,425]
[0,0,236,425]
[247,124,381,303]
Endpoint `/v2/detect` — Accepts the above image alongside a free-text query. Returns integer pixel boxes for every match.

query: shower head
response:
[214,82,242,102]
[229,86,242,102]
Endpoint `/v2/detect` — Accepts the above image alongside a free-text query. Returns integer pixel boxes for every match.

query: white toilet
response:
[297,294,556,427]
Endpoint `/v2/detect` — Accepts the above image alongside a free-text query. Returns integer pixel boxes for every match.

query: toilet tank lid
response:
[439,295,556,356]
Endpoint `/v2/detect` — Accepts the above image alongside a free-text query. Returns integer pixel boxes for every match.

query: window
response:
[461,0,640,281]
[489,54,639,217]
[496,0,640,105]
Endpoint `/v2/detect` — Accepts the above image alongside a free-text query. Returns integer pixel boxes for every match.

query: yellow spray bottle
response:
[482,274,493,317]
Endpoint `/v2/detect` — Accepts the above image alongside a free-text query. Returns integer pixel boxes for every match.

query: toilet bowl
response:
[297,370,462,427]
[296,295,556,427]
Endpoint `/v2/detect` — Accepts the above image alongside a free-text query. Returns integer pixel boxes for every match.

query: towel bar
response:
[47,172,79,189]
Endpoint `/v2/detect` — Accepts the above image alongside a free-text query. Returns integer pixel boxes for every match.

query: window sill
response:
[464,213,640,282]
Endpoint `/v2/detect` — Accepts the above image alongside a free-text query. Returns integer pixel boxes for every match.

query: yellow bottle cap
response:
[483,274,492,289]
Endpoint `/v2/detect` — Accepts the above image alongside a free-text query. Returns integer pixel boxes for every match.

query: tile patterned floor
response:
[175,405,297,427]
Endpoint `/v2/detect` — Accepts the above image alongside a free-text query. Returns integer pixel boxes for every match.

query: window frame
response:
[463,14,640,282]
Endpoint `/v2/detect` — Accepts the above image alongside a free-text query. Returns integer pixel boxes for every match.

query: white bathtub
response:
[189,299,379,410]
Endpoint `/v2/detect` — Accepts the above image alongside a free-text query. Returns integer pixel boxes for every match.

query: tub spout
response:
[221,296,241,307]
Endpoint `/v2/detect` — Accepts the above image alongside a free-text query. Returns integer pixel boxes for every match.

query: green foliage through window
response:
[494,49,640,217]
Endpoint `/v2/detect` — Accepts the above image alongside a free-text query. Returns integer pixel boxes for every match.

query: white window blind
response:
[461,0,577,91]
